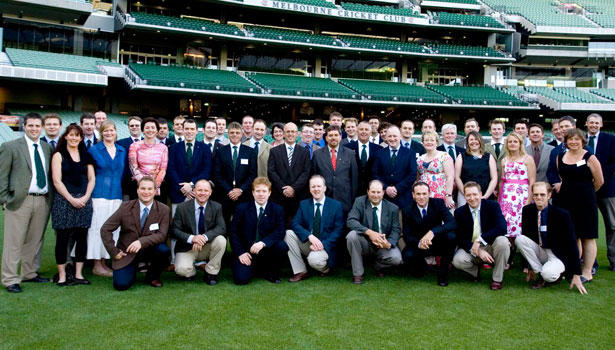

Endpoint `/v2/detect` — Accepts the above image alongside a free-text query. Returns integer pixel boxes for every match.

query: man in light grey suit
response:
[526,123,554,183]
[312,125,358,215]
[485,120,507,179]
[346,180,402,284]
[0,113,53,293]
[243,119,271,179]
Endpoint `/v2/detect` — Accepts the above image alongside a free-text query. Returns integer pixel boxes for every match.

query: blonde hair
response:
[504,132,526,156]
[99,120,117,142]
[421,130,439,143]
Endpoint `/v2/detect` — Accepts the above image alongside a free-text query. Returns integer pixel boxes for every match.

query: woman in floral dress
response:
[417,131,455,209]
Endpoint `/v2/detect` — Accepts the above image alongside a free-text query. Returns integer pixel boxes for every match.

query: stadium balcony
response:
[338,35,429,53]
[524,86,615,111]
[128,12,245,37]
[2,0,93,25]
[431,12,506,28]
[245,26,341,46]
[339,79,448,104]
[426,43,507,58]
[245,72,359,100]
[425,0,479,4]
[340,2,424,18]
[282,0,337,9]
[426,85,529,106]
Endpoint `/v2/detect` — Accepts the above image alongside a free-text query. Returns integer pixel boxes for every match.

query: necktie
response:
[448,146,455,161]
[421,208,427,218]
[133,138,139,143]
[33,144,46,189]
[331,148,337,171]
[537,210,543,247]
[287,146,293,166]
[254,141,260,155]
[405,142,411,149]
[360,144,367,166]
[494,143,501,158]
[186,142,193,167]
[305,144,312,158]
[141,207,149,229]
[313,203,322,238]
[232,145,238,169]
[215,138,220,144]
[86,140,92,149]
[589,136,596,153]
[533,147,540,168]
[255,206,264,242]
[50,140,56,148]
[391,149,397,166]
[372,207,379,232]
[472,208,481,242]
[198,206,205,235]
[178,137,183,143]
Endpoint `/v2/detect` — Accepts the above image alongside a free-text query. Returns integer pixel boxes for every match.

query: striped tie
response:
[287,146,293,166]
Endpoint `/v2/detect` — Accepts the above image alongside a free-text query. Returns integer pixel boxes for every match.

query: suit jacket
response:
[291,197,344,267]
[165,137,176,147]
[212,143,258,195]
[101,199,170,270]
[298,141,320,159]
[437,144,465,163]
[401,139,426,157]
[344,141,383,195]
[203,140,223,158]
[372,146,417,209]
[525,143,554,183]
[117,137,141,196]
[485,142,507,178]
[171,199,225,253]
[243,139,272,179]
[167,141,212,204]
[0,137,53,210]
[548,139,559,147]
[546,143,593,185]
[311,146,359,213]
[401,198,456,248]
[340,137,357,146]
[592,132,615,198]
[521,203,581,278]
[229,201,285,256]
[347,195,401,247]
[454,199,506,253]
[267,143,311,203]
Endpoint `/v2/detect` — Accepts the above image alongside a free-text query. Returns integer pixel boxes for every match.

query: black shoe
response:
[23,275,50,283]
[204,273,218,285]
[266,276,281,284]
[57,280,75,287]
[437,274,449,287]
[180,276,195,282]
[609,264,615,272]
[72,277,91,285]
[6,284,22,293]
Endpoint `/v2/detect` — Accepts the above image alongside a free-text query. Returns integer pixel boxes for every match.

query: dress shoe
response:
[266,276,281,284]
[23,275,50,283]
[490,280,503,290]
[288,271,309,282]
[609,264,615,272]
[72,277,91,285]
[166,264,175,272]
[147,279,163,288]
[6,284,22,293]
[374,270,385,278]
[204,273,218,285]
[437,275,449,287]
[531,277,547,290]
[180,276,195,282]
[57,280,75,287]
[352,276,364,284]
[92,269,113,277]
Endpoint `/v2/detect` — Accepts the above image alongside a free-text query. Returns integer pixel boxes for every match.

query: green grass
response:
[1,210,615,349]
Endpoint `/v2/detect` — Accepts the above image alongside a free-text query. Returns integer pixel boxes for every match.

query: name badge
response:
[149,223,160,231]
[540,225,547,232]
[240,158,249,165]
[576,159,586,167]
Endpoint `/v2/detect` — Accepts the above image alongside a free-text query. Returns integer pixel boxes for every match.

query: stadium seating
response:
[5,48,116,74]
[246,26,340,46]
[432,12,505,28]
[130,12,244,36]
[590,89,615,101]
[575,0,615,28]
[282,0,337,9]
[524,87,581,103]
[426,43,506,57]
[428,0,480,4]
[554,87,612,104]
[245,72,358,99]
[340,2,424,18]
[339,79,448,103]
[482,0,596,27]
[427,85,528,106]
[129,63,258,93]
[0,122,18,146]
[339,35,429,53]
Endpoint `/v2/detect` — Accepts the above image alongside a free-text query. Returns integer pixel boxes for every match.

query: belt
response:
[28,193,47,197]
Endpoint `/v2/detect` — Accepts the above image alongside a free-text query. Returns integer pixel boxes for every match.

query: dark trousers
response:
[55,228,87,265]
[232,240,289,285]
[113,243,170,291]
[402,231,456,279]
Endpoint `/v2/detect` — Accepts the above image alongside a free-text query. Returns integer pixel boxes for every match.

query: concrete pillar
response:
[177,47,185,65]
[314,56,322,77]
[219,46,228,70]
[73,29,84,56]
[487,33,496,47]
[483,65,498,86]
[73,93,83,111]
[400,61,408,83]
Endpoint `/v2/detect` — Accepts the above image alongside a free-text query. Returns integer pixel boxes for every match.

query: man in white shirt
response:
[485,119,507,178]
[368,115,381,144]
[171,116,186,143]
[341,117,359,144]
[244,119,271,178]
[80,112,97,149]
[41,113,62,148]
[215,117,229,145]
[94,111,107,139]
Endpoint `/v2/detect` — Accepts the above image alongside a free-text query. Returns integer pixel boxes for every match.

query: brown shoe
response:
[374,270,385,278]
[352,276,364,284]
[531,277,547,290]
[148,279,163,288]
[166,264,175,272]
[490,280,503,290]
[288,272,309,283]
[196,264,207,272]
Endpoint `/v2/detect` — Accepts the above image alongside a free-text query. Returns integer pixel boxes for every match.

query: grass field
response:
[1,211,614,350]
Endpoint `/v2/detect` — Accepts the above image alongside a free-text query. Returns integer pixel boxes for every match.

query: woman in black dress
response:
[51,124,96,286]
[556,128,603,283]
[455,131,498,206]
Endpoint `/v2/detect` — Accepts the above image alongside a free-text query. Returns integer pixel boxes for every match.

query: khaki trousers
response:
[174,235,226,277]
[346,230,402,277]
[515,235,565,282]
[452,236,510,282]
[284,230,329,274]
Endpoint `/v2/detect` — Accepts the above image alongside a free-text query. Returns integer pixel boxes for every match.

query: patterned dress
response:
[128,141,168,191]
[418,151,452,199]
[499,156,530,238]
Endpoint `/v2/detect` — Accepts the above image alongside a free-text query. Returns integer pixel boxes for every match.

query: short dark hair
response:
[43,113,62,125]
[313,119,324,127]
[329,111,343,120]
[138,176,157,188]
[186,118,200,126]
[23,112,43,126]
[80,112,95,124]
[528,123,544,133]
[559,115,576,126]
[513,118,528,128]
[489,119,505,129]
[412,181,430,192]
[368,115,380,122]
[378,122,392,133]
[325,125,341,135]
[464,118,478,127]
[463,181,482,193]
[141,117,160,132]
[156,118,168,127]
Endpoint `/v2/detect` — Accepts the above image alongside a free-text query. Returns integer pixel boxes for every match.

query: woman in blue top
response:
[87,120,125,277]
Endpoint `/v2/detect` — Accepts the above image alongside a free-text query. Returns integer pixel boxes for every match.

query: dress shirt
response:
[203,139,215,151]
[174,134,184,143]
[357,141,370,159]
[84,135,96,146]
[285,142,296,159]
[156,137,166,144]
[468,203,488,245]
[401,139,413,149]
[313,197,325,216]
[442,142,456,155]
[417,203,429,217]
[490,139,503,147]
[139,201,153,221]
[389,145,400,158]
[25,136,48,194]
[539,205,549,248]
[313,139,325,148]
[185,139,197,153]
[346,137,358,143]
[229,142,242,158]
[187,200,209,244]
[43,136,60,146]
[370,135,380,144]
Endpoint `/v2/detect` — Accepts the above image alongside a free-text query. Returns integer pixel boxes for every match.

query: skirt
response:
[51,192,93,230]
[86,198,122,260]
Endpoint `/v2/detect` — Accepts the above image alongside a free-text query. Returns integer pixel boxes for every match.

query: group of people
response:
[1,111,612,295]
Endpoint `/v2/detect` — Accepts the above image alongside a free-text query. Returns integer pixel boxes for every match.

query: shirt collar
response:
[490,139,502,145]
[417,203,428,211]
[443,142,455,148]
[175,134,184,142]
[469,202,482,212]
[84,135,95,142]
[139,200,153,214]
[285,142,296,148]
[255,201,267,211]
[194,200,207,211]
[313,197,326,207]
[24,135,40,146]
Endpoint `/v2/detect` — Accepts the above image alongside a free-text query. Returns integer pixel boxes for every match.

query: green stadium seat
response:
[427,85,528,106]
[246,73,358,99]
[482,0,596,28]
[130,12,244,36]
[339,79,448,104]
[340,2,425,18]
[246,26,340,46]
[432,12,505,28]
[5,48,117,74]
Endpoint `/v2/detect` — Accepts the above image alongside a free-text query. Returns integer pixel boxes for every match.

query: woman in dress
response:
[129,117,168,196]
[417,131,455,209]
[455,131,498,206]
[87,121,125,277]
[556,128,603,283]
[270,122,285,147]
[51,124,95,286]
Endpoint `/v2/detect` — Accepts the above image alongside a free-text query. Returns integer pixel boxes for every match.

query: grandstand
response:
[0,122,18,146]
[5,48,117,74]
[431,12,505,28]
[340,2,424,18]
[481,0,596,28]
[246,72,358,99]
[128,12,244,37]
[427,85,529,106]
[339,79,448,104]
[246,26,340,46]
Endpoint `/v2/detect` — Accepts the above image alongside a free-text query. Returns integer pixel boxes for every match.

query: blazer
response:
[167,140,212,204]
[372,145,417,209]
[521,203,581,278]
[267,143,311,203]
[546,143,593,185]
[344,141,383,195]
[547,139,559,147]
[401,198,456,248]
[0,137,53,210]
[485,142,507,178]
[243,139,272,179]
[171,199,226,253]
[437,144,465,163]
[311,146,359,213]
[592,132,615,198]
[203,140,223,158]
[291,197,344,267]
[298,141,320,159]
[229,201,285,256]
[212,143,258,195]
[347,195,401,247]
[525,143,554,183]
[454,199,506,253]
[101,199,170,270]
[117,136,141,194]
[401,139,426,157]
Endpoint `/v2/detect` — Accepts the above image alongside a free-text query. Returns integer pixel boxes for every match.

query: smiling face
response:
[158,123,169,139]
[184,121,199,142]
[464,185,482,209]
[253,121,266,141]
[284,123,298,145]
[586,116,602,135]
[401,121,414,140]
[137,179,156,206]
[345,121,357,138]
[422,134,438,152]
[204,121,217,140]
[24,118,43,141]
[194,180,212,206]
[412,184,430,208]
[309,177,326,202]
[300,126,314,144]
[490,123,504,141]
[467,134,481,152]
[529,126,543,144]
[81,117,95,137]
[143,121,159,140]
[566,135,583,151]
[273,126,284,141]
[101,125,117,143]
[532,183,551,210]
[228,128,242,145]
[65,129,82,149]
[242,116,254,134]
[514,123,528,138]
[367,181,384,206]
[326,129,341,148]
[95,112,107,129]
[386,127,401,148]
[313,124,324,141]
[464,120,478,135]
[357,122,371,143]
[442,128,457,144]
[43,117,61,139]
[253,184,271,206]
[173,118,185,137]
[330,115,342,127]
[369,119,380,135]
[422,120,435,133]
[216,118,226,136]
[128,119,142,138]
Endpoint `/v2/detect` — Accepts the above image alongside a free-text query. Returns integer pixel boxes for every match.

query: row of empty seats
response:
[0,123,19,146]
[5,48,117,74]
[340,2,424,18]
[590,89,615,101]
[482,0,596,28]
[339,79,448,104]
[245,26,340,46]
[246,72,359,99]
[524,86,585,103]
[427,85,529,106]
[130,12,244,36]
[575,0,615,28]
[554,87,612,104]
[432,11,505,28]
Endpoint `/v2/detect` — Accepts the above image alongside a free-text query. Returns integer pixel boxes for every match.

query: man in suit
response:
[212,121,258,226]
[329,111,347,140]
[202,119,222,158]
[156,117,173,147]
[312,120,325,148]
[485,120,507,178]
[514,118,530,147]
[215,117,229,145]
[526,123,554,183]
[367,115,382,144]
[81,112,97,149]
[453,182,510,290]
[0,113,53,293]
[169,115,186,145]
[400,120,425,158]
[586,113,615,271]
[344,121,383,195]
[372,125,417,209]
[285,175,344,282]
[456,118,479,148]
[515,182,587,293]
[312,125,358,215]
[438,123,464,163]
[267,122,311,223]
[101,177,171,290]
[341,117,358,145]
[346,180,402,284]
[422,118,436,134]
[230,177,288,284]
[548,118,562,147]
[41,113,62,148]
[244,119,272,179]
[401,182,457,286]
[171,180,226,285]
[240,115,254,143]
[117,116,143,200]
[298,123,319,159]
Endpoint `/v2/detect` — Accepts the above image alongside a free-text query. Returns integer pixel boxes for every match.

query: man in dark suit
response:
[202,119,222,158]
[312,125,358,215]
[548,118,562,147]
[400,120,425,159]
[117,116,143,200]
[171,180,226,285]
[346,180,402,284]
[438,123,464,163]
[101,177,171,290]
[526,123,554,183]
[515,182,587,293]
[168,115,186,145]
[344,121,383,195]
[586,113,615,271]
[156,117,173,147]
[41,113,62,148]
[340,117,358,145]
[229,177,288,284]
[267,122,311,223]
[485,120,507,179]
[212,121,258,226]
[285,175,344,282]
[372,125,417,209]
[452,182,510,290]
[80,112,98,149]
[401,182,457,286]
[367,115,382,144]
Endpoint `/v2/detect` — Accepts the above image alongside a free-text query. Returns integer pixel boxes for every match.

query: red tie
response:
[331,148,337,171]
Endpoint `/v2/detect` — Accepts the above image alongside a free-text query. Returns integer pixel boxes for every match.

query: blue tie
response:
[421,208,427,218]
[141,207,149,229]
[198,206,205,235]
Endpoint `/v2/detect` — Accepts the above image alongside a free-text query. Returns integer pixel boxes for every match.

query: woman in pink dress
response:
[128,117,168,196]
[417,131,455,209]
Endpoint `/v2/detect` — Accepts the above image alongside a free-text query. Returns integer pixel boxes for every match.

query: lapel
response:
[188,199,197,234]
[204,200,214,230]
[364,197,373,229]
[131,200,142,233]
[478,200,485,230]
[18,138,32,172]
[380,201,389,232]
[249,202,258,232]
[410,203,422,224]
[177,141,187,166]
